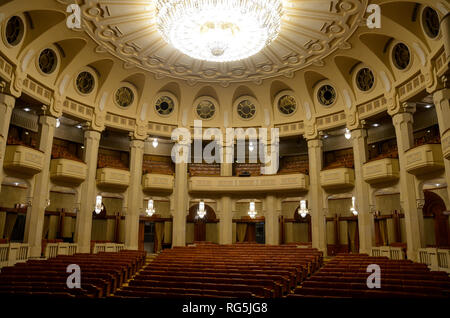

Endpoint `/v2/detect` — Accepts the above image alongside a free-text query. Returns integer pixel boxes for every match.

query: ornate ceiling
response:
[81,0,367,85]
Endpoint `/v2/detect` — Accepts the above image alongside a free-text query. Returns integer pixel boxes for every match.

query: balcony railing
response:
[3,145,44,175]
[189,173,309,194]
[363,158,400,184]
[50,158,87,184]
[405,144,444,175]
[96,168,130,189]
[142,173,174,192]
[320,167,355,190]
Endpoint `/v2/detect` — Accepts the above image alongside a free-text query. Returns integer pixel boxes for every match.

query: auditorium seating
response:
[97,148,129,170]
[0,250,146,298]
[234,163,262,176]
[51,139,82,161]
[142,155,174,175]
[112,244,322,299]
[290,253,450,298]
[188,163,221,176]
[278,155,309,174]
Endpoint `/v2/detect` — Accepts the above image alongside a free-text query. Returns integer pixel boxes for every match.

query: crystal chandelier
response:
[298,199,309,218]
[248,201,257,219]
[156,0,283,62]
[197,201,207,219]
[146,199,156,217]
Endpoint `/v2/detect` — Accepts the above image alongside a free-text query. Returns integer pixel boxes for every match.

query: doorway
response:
[423,191,449,247]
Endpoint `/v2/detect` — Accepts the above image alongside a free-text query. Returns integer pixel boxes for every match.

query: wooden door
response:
[194,220,206,242]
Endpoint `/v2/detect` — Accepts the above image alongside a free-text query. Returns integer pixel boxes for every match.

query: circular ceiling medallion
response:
[76,71,95,94]
[355,68,375,92]
[392,43,411,70]
[82,0,365,83]
[155,96,174,116]
[278,95,297,115]
[196,100,216,120]
[317,85,336,106]
[38,48,57,74]
[114,87,134,107]
[156,0,282,62]
[422,7,440,39]
[237,100,256,119]
[4,16,24,46]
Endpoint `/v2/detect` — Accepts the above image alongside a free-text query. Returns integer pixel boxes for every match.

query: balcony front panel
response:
[142,173,174,193]
[4,145,44,175]
[405,144,444,175]
[442,130,450,160]
[96,168,130,189]
[50,159,87,184]
[189,173,309,194]
[320,168,355,190]
[363,158,400,184]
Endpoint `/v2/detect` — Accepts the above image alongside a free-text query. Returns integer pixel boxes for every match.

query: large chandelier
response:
[156,0,283,62]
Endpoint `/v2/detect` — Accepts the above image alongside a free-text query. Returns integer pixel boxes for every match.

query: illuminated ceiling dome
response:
[155,0,283,62]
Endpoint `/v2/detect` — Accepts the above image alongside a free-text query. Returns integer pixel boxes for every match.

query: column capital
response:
[306,137,323,149]
[392,110,414,126]
[351,127,368,140]
[38,113,57,127]
[130,138,145,150]
[0,92,15,109]
[84,128,101,142]
[389,101,416,117]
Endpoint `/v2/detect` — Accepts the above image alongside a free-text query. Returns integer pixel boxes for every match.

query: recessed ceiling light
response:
[372,123,380,127]
[76,124,82,129]
[323,134,329,139]
[424,104,432,109]
[56,118,61,128]
[23,108,31,112]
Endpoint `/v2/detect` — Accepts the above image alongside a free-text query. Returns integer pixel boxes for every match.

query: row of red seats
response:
[290,253,450,298]
[111,244,322,299]
[0,250,146,298]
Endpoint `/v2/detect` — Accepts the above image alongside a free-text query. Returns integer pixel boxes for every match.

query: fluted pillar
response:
[24,114,56,257]
[307,138,327,255]
[219,141,233,244]
[124,139,145,250]
[433,85,450,201]
[172,140,189,246]
[441,13,450,63]
[74,129,101,253]
[264,195,279,245]
[351,128,374,253]
[392,106,424,261]
[0,93,15,192]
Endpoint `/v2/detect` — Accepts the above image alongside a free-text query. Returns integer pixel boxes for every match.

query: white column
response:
[24,115,56,257]
[124,139,145,250]
[441,14,450,63]
[264,195,279,245]
[433,86,450,201]
[392,109,424,261]
[307,138,327,255]
[172,140,189,246]
[0,93,15,192]
[74,129,101,253]
[219,142,233,244]
[351,128,374,253]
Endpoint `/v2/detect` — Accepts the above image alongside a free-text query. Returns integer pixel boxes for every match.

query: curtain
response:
[4,213,18,239]
[236,223,247,242]
[347,221,357,253]
[155,222,165,252]
[164,221,172,244]
[0,212,6,238]
[379,219,388,246]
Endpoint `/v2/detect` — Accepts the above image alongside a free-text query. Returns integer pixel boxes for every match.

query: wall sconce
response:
[94,195,103,214]
[146,199,155,216]
[152,138,158,148]
[344,128,352,140]
[248,201,257,219]
[197,201,206,219]
[298,199,309,218]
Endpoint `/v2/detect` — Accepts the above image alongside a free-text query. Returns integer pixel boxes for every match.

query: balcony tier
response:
[320,168,355,190]
[189,173,309,194]
[96,168,130,189]
[142,173,174,193]
[3,145,44,175]
[405,144,444,175]
[50,159,87,184]
[363,158,400,184]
